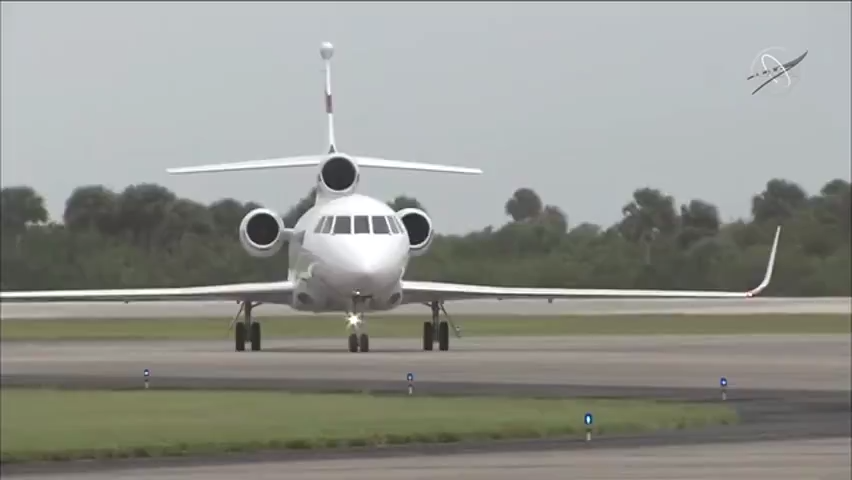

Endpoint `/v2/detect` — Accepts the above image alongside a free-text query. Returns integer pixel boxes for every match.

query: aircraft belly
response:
[292,267,402,312]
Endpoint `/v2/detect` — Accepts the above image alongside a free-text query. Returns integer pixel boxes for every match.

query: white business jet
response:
[0,42,782,354]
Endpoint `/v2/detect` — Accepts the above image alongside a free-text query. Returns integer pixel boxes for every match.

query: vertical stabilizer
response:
[165,41,483,177]
[320,42,337,154]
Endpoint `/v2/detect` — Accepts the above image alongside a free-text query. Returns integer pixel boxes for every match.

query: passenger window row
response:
[313,215,404,235]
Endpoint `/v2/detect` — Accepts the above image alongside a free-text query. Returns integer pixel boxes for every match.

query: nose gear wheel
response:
[346,294,371,352]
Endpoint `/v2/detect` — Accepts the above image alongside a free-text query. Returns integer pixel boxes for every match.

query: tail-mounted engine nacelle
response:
[239,207,286,258]
[396,208,434,257]
[318,154,360,195]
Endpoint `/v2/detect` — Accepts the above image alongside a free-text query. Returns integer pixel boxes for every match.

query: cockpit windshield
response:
[353,215,370,234]
[314,216,328,233]
[313,215,404,235]
[387,216,400,234]
[371,216,390,234]
[332,216,351,234]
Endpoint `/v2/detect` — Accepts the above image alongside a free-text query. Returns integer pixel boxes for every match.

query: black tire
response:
[422,322,433,351]
[438,321,449,351]
[235,323,246,352]
[348,333,359,353]
[359,333,370,353]
[250,322,261,351]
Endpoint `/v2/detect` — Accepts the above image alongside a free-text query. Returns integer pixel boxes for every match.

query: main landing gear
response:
[346,292,371,353]
[231,301,262,352]
[422,300,461,352]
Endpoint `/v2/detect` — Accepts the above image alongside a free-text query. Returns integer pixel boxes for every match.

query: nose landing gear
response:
[422,300,461,351]
[230,301,263,352]
[346,292,371,353]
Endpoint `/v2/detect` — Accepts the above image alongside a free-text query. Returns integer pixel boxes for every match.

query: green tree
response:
[1,186,48,234]
[678,199,720,249]
[115,183,177,249]
[63,185,119,235]
[619,188,678,264]
[388,195,426,212]
[504,188,543,222]
[751,178,808,224]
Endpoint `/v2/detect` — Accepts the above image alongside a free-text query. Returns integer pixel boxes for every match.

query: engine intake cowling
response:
[318,155,360,195]
[239,208,286,258]
[396,208,433,256]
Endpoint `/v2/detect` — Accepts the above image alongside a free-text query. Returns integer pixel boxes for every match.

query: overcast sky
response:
[2,2,849,234]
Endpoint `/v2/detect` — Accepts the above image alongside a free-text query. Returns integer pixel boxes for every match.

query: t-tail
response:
[166,41,482,198]
[322,41,337,154]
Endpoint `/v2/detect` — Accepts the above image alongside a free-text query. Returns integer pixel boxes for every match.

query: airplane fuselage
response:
[286,194,411,313]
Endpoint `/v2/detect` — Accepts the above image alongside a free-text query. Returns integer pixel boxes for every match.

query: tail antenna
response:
[320,42,337,154]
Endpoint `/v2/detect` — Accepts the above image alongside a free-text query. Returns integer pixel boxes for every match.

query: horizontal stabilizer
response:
[166,156,324,175]
[353,157,482,175]
[166,155,482,175]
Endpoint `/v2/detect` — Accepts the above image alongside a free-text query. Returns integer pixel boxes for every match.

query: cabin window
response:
[332,216,351,234]
[353,215,370,234]
[387,215,400,234]
[371,216,390,234]
[320,216,334,234]
[314,216,327,233]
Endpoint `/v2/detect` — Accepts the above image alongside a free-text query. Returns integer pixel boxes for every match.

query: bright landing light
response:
[346,313,362,329]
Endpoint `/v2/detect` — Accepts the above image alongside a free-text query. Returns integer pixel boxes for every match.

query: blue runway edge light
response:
[143,369,150,377]
[584,413,593,426]
[720,377,728,387]
[407,373,414,382]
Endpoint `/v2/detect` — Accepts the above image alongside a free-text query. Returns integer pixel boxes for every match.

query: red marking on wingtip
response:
[325,93,333,114]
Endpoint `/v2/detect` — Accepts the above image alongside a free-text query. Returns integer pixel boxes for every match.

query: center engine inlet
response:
[319,155,360,194]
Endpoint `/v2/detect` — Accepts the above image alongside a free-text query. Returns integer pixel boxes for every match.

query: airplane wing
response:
[0,281,294,304]
[401,226,780,304]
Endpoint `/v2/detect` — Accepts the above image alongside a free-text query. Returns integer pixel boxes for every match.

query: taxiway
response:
[2,335,849,391]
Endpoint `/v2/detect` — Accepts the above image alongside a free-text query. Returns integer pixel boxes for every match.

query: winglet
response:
[745,225,781,297]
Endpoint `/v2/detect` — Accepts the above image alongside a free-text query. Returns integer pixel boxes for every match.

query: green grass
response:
[0,314,848,341]
[0,389,738,463]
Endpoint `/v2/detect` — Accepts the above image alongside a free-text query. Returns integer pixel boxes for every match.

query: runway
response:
[2,334,850,478]
[2,297,849,319]
[10,438,851,480]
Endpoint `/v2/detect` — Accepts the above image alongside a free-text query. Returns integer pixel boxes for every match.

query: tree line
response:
[1,177,849,296]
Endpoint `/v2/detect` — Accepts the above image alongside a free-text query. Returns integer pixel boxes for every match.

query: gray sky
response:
[2,2,849,234]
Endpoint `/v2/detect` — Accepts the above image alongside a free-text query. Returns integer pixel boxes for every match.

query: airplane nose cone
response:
[354,255,385,277]
[338,250,398,295]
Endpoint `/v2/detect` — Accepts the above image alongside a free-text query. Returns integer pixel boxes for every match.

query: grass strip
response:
[0,314,848,341]
[0,389,737,463]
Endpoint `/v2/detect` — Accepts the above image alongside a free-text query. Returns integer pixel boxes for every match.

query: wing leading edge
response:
[0,281,295,304]
[401,226,781,304]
